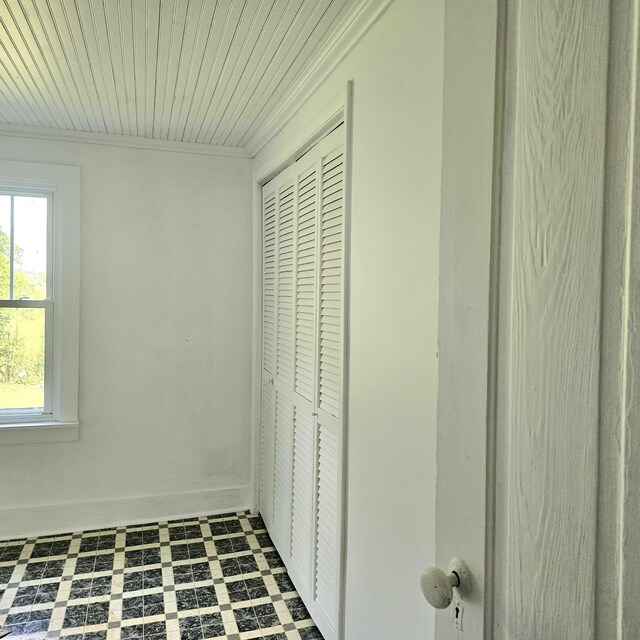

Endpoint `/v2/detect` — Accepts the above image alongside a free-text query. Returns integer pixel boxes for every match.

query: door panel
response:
[259,125,347,640]
[437,1,613,638]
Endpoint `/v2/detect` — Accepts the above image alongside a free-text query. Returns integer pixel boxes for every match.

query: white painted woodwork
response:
[0,0,364,149]
[318,146,344,418]
[314,418,341,624]
[493,2,609,637]
[436,0,499,636]
[263,187,277,376]
[276,172,296,388]
[290,405,314,593]
[273,390,294,555]
[294,152,318,402]
[596,1,640,637]
[439,0,615,639]
[259,125,346,640]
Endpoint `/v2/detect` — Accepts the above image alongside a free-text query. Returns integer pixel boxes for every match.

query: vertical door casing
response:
[436,0,501,636]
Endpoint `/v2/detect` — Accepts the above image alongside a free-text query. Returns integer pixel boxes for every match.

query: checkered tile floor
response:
[0,512,324,640]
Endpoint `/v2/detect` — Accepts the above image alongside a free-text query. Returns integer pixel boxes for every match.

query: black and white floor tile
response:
[0,512,324,640]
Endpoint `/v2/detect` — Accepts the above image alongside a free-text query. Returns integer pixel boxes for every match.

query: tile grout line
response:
[0,512,324,640]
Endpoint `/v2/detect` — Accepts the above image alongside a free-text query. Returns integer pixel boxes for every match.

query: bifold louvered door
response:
[260,125,346,640]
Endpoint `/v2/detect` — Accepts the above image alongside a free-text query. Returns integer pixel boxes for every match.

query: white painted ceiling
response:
[0,0,359,150]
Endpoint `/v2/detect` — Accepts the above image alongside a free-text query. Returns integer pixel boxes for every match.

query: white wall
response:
[255,0,444,638]
[0,136,253,538]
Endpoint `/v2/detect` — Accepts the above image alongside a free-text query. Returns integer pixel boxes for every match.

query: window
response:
[0,161,80,444]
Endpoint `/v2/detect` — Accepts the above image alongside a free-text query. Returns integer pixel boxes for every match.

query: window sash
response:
[0,290,54,420]
[0,189,54,422]
[0,192,52,302]
[0,161,79,436]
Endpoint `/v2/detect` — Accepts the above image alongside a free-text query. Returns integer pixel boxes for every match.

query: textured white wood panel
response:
[0,0,358,148]
[596,1,640,637]
[230,0,346,147]
[493,1,609,637]
[204,0,297,146]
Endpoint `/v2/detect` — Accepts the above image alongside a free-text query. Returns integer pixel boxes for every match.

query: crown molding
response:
[0,123,251,158]
[244,0,395,157]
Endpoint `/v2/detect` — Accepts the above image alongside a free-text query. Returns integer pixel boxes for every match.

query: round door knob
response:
[420,558,471,609]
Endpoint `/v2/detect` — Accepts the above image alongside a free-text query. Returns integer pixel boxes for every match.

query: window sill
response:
[0,421,79,445]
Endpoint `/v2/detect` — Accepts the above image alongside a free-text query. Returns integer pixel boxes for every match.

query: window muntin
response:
[0,191,53,419]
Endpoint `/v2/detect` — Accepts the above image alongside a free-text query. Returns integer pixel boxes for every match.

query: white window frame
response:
[0,160,80,445]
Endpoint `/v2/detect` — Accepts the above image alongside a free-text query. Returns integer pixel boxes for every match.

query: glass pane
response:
[0,195,9,299]
[13,195,48,300]
[0,307,45,410]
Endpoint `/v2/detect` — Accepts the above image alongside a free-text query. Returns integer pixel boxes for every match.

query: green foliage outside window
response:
[0,228,46,409]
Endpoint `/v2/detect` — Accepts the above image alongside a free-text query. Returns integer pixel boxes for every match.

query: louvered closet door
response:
[289,148,318,595]
[310,126,346,639]
[260,125,346,640]
[272,163,297,555]
[260,183,277,528]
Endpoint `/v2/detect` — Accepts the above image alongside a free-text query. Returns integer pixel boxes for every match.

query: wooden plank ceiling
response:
[0,0,355,149]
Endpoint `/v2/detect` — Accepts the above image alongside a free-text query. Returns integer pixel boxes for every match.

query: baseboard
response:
[0,485,250,540]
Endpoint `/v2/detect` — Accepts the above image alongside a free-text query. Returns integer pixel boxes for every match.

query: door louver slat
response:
[277,182,295,386]
[273,392,293,556]
[263,192,277,374]
[318,148,344,418]
[291,408,314,591]
[295,165,317,401]
[260,377,275,527]
[315,422,340,621]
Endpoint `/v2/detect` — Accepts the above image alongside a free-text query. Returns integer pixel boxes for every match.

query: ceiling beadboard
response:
[0,0,363,151]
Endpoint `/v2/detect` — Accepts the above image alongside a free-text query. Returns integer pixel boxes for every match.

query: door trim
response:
[436,1,503,636]
[597,0,640,636]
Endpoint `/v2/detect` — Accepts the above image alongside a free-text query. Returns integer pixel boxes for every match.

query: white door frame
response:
[597,0,640,636]
[437,1,638,638]
[436,0,503,636]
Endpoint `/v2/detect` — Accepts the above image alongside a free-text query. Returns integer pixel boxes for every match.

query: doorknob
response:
[420,558,471,609]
